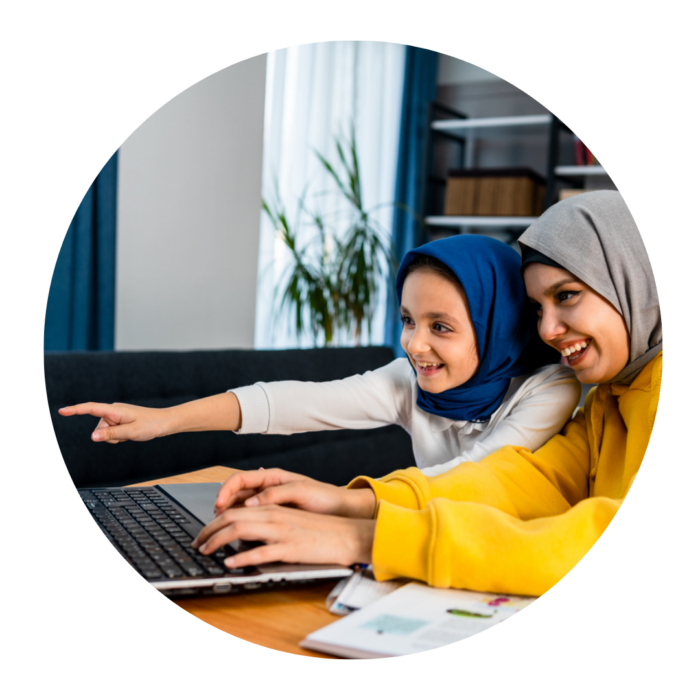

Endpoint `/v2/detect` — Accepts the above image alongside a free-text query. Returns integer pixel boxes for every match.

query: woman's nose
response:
[538,307,567,343]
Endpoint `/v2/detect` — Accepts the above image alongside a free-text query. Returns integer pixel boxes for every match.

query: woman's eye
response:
[401,315,414,326]
[556,290,580,303]
[433,323,450,333]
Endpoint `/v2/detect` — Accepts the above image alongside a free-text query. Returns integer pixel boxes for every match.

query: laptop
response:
[78,482,352,597]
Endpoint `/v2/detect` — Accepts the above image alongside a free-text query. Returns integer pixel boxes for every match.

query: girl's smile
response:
[415,361,445,376]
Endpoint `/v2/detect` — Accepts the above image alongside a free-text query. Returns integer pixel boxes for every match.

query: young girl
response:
[61,235,579,476]
[192,190,662,598]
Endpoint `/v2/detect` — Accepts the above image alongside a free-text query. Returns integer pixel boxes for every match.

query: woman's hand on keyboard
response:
[58,402,175,443]
[214,468,376,520]
[192,506,376,569]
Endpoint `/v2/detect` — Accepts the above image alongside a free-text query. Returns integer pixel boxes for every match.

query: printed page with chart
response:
[302,582,536,659]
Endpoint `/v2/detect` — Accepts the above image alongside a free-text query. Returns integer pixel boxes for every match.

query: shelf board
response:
[576,131,700,141]
[431,114,552,134]
[554,161,700,175]
[425,216,538,228]
[555,165,608,176]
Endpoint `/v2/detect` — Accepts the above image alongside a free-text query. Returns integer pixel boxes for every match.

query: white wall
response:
[115,55,266,350]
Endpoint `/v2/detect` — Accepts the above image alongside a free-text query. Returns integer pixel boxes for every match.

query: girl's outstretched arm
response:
[58,392,242,443]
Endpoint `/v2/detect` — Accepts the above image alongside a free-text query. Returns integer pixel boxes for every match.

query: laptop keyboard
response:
[80,487,239,581]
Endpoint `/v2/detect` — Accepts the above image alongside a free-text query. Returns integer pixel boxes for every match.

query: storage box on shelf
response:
[424,104,552,240]
[444,167,545,217]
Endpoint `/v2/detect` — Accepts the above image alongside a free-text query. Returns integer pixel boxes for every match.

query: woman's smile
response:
[524,263,630,384]
[556,337,592,366]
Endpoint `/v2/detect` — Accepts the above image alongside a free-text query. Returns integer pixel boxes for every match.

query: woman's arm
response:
[421,364,581,476]
[349,409,592,519]
[371,494,622,597]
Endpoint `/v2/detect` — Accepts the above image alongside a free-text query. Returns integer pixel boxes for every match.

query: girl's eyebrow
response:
[401,305,460,325]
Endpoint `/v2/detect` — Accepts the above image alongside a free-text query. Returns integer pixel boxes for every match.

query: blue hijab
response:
[396,235,560,423]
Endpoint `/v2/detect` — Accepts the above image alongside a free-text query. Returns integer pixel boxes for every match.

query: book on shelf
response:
[573,135,599,166]
[444,167,545,217]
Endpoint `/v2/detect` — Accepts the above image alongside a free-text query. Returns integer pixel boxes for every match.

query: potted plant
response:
[263,129,406,346]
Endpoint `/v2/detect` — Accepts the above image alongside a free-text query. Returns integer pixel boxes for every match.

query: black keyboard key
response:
[193,555,218,567]
[159,565,183,578]
[182,564,204,577]
[151,552,174,562]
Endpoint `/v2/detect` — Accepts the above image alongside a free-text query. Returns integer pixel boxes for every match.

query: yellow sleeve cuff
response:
[347,467,428,514]
[371,501,434,584]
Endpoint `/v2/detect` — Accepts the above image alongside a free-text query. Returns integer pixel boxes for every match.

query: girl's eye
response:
[401,315,414,326]
[433,323,451,333]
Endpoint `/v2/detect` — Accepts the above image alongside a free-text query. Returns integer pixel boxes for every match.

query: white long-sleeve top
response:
[230,359,580,476]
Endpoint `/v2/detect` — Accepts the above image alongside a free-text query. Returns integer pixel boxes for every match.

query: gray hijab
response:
[519,190,662,385]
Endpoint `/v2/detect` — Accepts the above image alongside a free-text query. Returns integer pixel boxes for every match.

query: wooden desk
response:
[134,466,340,659]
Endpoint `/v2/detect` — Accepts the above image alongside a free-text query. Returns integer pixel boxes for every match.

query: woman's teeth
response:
[560,340,589,357]
[418,361,442,368]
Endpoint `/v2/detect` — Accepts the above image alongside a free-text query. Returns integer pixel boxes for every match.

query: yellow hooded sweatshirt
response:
[349,351,662,597]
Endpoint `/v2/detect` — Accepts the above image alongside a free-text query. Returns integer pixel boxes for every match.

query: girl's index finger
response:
[58,402,114,418]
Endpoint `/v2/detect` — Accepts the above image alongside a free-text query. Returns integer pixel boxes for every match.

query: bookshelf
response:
[422,103,615,241]
[423,103,558,241]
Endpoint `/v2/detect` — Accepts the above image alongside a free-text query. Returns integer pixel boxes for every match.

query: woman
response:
[60,235,578,476]
[193,190,662,598]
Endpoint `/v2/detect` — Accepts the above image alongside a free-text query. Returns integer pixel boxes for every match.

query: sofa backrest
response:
[45,347,415,488]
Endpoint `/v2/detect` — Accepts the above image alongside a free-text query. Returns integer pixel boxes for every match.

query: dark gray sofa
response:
[44,346,415,489]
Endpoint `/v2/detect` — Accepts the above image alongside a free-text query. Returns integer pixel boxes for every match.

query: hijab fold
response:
[519,190,662,385]
[396,235,560,423]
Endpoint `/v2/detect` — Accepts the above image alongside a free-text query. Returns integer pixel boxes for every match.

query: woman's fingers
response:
[224,544,289,569]
[191,505,372,569]
[214,489,258,516]
[245,481,309,508]
[195,514,280,555]
[214,468,306,513]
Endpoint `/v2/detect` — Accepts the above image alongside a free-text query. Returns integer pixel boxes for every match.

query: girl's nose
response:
[407,326,431,354]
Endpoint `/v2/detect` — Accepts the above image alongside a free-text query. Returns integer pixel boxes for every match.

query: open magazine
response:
[305,582,535,659]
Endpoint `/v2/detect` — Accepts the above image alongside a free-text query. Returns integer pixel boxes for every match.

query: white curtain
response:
[254,41,407,349]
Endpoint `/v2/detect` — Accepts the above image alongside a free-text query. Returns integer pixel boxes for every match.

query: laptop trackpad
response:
[158,482,222,526]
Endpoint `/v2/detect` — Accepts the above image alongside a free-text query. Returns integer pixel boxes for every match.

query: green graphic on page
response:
[360,614,430,636]
[447,608,492,618]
